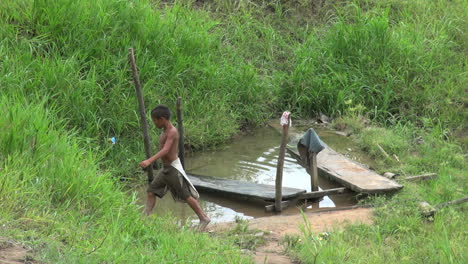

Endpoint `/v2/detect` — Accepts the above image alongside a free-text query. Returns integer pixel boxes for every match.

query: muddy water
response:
[134,125,372,224]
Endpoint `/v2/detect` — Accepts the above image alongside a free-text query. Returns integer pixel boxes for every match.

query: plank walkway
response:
[287,146,402,194]
[187,173,306,201]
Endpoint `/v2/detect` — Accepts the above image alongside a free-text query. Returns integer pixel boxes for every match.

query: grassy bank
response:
[1,0,466,263]
[1,0,465,175]
[286,115,467,263]
[0,95,250,263]
[1,0,275,177]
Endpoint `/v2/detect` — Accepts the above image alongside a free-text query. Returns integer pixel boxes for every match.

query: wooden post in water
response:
[275,112,290,212]
[176,97,185,169]
[309,152,319,192]
[128,48,154,183]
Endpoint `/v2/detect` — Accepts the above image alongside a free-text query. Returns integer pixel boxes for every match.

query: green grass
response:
[0,95,250,263]
[282,1,466,128]
[0,0,274,177]
[1,0,466,263]
[287,116,467,263]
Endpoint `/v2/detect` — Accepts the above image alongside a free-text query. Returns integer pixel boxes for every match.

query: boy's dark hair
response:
[151,105,171,120]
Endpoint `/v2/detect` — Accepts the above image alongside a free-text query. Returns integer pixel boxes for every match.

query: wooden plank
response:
[288,146,402,194]
[187,173,306,201]
[268,122,403,194]
[297,187,349,200]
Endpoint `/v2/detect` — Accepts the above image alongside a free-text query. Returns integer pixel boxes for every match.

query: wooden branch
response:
[297,188,349,200]
[128,48,154,183]
[404,173,437,182]
[275,123,289,212]
[435,197,468,209]
[376,144,390,159]
[419,197,467,218]
[176,97,185,169]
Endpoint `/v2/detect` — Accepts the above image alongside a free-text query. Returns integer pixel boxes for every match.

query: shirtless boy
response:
[139,105,210,230]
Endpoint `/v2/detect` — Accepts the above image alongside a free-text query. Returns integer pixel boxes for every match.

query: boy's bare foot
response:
[198,217,211,232]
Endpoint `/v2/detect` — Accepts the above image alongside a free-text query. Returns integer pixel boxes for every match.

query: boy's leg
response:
[145,192,157,215]
[186,196,211,230]
[145,169,166,216]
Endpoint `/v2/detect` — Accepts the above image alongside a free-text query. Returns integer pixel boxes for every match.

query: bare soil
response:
[0,238,33,264]
[209,207,374,264]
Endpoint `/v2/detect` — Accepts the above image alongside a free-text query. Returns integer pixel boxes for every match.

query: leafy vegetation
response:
[1,0,466,263]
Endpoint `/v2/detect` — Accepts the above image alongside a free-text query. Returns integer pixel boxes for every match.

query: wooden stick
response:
[377,144,390,159]
[298,188,349,200]
[176,97,185,169]
[128,48,154,183]
[275,121,289,212]
[404,173,437,182]
[435,197,468,209]
[309,152,319,192]
[265,201,289,212]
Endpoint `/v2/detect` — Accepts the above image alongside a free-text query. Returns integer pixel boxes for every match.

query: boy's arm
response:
[139,131,176,168]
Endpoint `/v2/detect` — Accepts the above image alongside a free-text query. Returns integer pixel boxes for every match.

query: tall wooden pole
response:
[275,113,290,212]
[310,152,319,192]
[128,48,154,183]
[176,97,185,169]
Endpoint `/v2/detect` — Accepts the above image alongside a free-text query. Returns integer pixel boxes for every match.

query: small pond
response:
[134,123,374,224]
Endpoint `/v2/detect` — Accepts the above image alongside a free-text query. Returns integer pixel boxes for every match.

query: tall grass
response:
[1,0,281,179]
[282,1,466,129]
[1,0,276,174]
[0,95,250,263]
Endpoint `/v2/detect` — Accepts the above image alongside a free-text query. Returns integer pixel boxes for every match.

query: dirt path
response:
[209,207,374,264]
[0,238,32,264]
